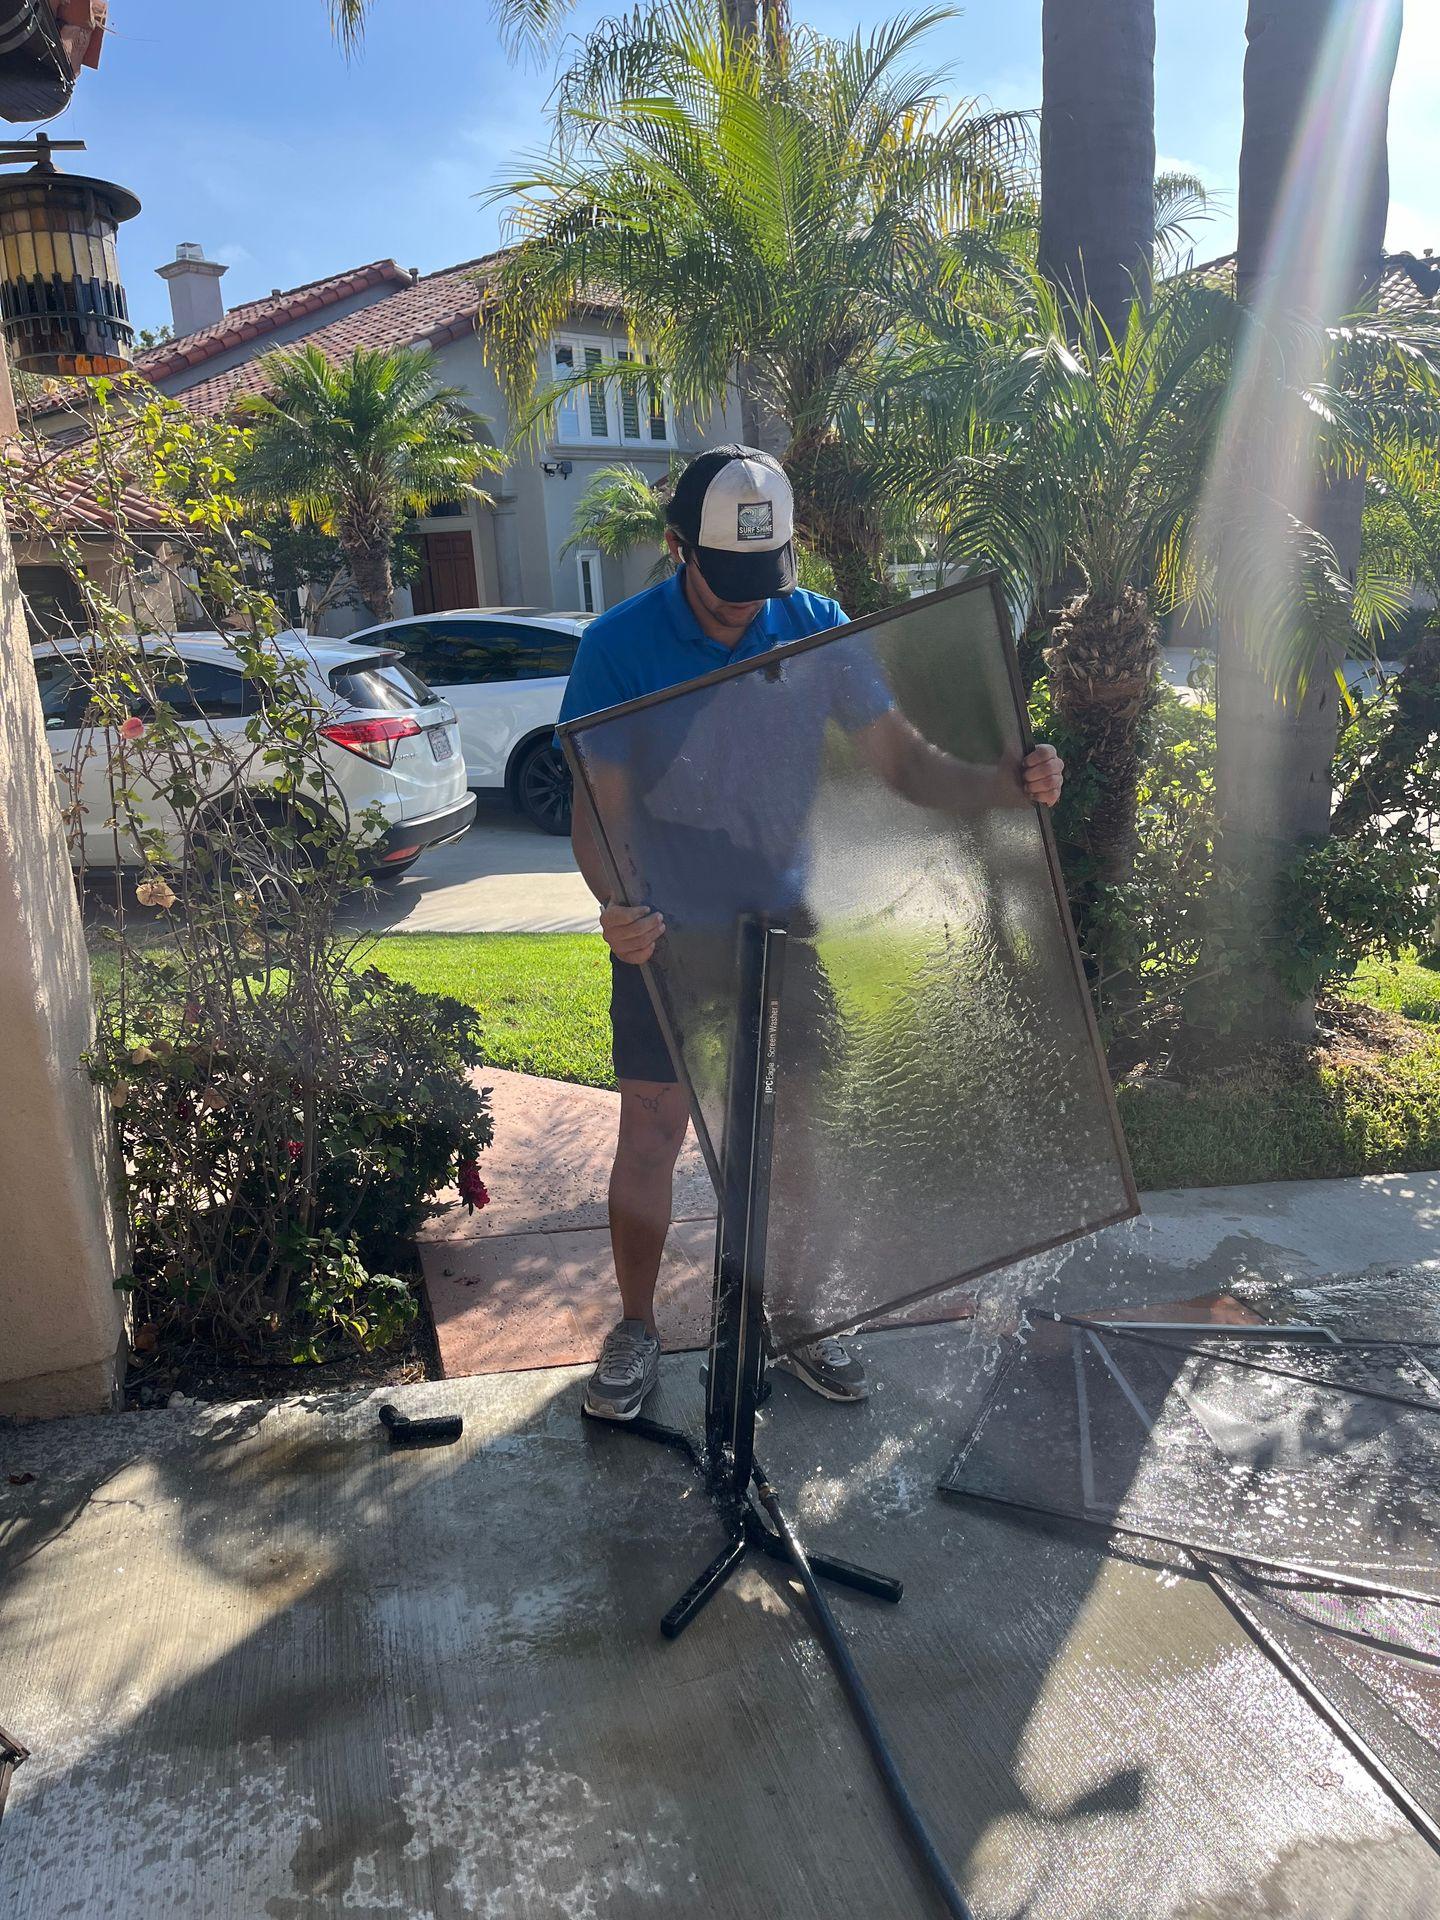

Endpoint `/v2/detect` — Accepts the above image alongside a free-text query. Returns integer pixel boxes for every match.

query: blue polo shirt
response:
[558,568,855,725]
[558,568,893,919]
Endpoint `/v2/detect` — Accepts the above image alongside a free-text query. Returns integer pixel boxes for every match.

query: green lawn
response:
[1116,1019,1440,1190]
[1343,951,1440,1025]
[89,929,1440,1189]
[365,932,614,1087]
[359,933,1440,1190]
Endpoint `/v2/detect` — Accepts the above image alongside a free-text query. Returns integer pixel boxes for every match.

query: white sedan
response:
[344,608,594,834]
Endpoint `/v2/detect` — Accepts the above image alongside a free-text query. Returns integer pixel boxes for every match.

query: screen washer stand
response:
[584,917,976,1920]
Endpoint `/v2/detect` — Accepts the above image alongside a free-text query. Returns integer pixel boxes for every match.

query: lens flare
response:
[1190,0,1404,705]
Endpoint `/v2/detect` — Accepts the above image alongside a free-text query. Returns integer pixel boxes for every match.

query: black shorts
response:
[608,934,835,1087]
[610,954,678,1084]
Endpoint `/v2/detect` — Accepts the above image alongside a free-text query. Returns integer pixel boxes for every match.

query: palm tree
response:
[885,276,1237,941]
[328,0,780,59]
[560,461,683,586]
[1039,0,1157,339]
[328,0,564,59]
[487,5,1028,615]
[1197,0,1403,1044]
[1331,435,1440,838]
[237,345,501,622]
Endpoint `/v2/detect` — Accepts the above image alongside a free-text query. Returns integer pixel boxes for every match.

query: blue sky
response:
[62,0,1440,337]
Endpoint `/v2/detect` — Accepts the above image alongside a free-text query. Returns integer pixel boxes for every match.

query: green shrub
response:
[1034,671,1439,1038]
[93,964,492,1360]
[7,376,496,1364]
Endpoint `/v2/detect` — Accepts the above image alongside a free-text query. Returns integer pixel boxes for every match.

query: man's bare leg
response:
[609,1079,690,1332]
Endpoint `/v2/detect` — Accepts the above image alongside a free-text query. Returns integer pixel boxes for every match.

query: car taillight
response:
[320,715,422,766]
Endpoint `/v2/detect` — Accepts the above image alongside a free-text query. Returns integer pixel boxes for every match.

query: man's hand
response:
[1021,744,1064,808]
[601,900,665,965]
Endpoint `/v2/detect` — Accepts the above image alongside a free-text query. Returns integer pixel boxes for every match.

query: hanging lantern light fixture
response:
[0,131,138,376]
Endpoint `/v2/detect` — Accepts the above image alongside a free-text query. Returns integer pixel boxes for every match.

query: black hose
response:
[751,1460,976,1920]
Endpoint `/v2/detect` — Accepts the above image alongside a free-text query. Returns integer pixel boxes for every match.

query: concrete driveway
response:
[346,792,596,935]
[5,1301,1440,1918]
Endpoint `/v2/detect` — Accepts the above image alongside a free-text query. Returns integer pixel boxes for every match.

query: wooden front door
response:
[414,531,479,613]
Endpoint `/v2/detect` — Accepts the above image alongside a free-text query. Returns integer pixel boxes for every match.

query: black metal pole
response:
[705,917,785,1503]
[593,911,951,1914]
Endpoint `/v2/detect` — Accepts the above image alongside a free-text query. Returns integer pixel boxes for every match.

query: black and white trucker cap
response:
[666,445,797,601]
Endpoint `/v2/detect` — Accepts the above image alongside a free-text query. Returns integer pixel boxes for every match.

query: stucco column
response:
[0,357,127,1417]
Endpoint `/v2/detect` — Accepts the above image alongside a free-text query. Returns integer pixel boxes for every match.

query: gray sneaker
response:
[583,1318,660,1421]
[774,1335,868,1402]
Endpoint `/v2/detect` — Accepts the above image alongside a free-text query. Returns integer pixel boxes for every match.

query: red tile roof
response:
[1191,249,1440,316]
[135,259,418,380]
[150,252,518,418]
[5,442,172,534]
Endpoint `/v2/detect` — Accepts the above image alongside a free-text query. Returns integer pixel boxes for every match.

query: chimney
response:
[154,241,227,336]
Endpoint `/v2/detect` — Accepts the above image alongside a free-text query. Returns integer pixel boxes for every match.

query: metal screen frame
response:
[940,1314,1440,1851]
[559,574,1140,1336]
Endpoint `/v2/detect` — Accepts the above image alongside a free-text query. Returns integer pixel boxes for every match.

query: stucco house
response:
[124,242,742,630]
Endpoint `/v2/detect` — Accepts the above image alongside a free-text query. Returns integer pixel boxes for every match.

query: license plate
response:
[428,725,455,762]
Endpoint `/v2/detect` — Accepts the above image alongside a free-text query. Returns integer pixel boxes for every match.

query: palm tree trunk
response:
[785,433,890,616]
[1038,0,1156,339]
[1201,0,1400,1047]
[1047,585,1161,892]
[720,0,756,37]
[1038,0,1158,1018]
[339,513,395,621]
[721,0,786,48]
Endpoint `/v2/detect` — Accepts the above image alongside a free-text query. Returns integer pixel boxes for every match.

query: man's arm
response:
[571,760,666,964]
[850,708,1064,810]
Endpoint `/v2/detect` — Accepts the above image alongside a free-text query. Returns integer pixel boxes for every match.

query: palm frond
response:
[1153,169,1218,277]
[560,461,682,583]
[329,0,574,60]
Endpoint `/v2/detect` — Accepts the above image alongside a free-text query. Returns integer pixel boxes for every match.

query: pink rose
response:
[119,715,145,742]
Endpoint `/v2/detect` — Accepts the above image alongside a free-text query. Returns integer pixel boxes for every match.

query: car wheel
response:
[514,739,572,836]
[198,801,318,914]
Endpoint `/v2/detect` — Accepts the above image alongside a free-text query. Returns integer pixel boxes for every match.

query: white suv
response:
[345,608,594,834]
[32,631,477,877]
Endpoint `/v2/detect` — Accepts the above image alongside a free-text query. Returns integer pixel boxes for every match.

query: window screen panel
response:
[942,1321,1440,1595]
[562,578,1137,1351]
[941,1314,1440,1836]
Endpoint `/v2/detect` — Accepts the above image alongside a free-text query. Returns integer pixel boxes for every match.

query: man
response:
[559,445,1063,1422]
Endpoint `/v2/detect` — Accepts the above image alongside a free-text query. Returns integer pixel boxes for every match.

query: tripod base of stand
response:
[583,1403,972,1920]
[664,1477,903,1637]
[580,1408,903,1635]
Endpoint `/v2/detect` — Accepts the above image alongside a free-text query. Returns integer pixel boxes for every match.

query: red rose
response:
[457,1157,490,1213]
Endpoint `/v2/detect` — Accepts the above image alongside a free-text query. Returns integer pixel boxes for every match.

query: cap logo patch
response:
[736,501,773,543]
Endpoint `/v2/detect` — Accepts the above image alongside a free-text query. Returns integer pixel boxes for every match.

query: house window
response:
[551,335,671,447]
[584,346,608,437]
[576,550,605,616]
[619,355,642,442]
[646,356,668,442]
